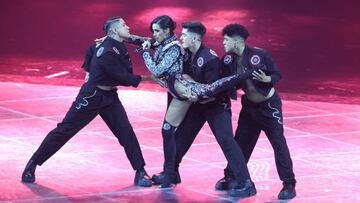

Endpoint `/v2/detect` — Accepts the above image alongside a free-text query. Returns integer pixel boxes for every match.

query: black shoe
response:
[228,179,257,198]
[278,184,296,200]
[152,171,181,185]
[159,172,177,189]
[21,160,36,183]
[215,176,236,191]
[134,169,152,187]
[159,182,175,189]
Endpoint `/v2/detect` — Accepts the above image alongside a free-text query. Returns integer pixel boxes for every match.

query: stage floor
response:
[1,81,360,203]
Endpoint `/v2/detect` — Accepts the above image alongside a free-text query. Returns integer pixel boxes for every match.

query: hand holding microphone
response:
[142,40,151,50]
[135,38,156,53]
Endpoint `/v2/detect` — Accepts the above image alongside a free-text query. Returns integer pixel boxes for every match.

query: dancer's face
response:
[223,35,245,53]
[152,23,170,43]
[180,28,197,49]
[111,18,130,38]
[116,18,130,38]
[223,35,237,52]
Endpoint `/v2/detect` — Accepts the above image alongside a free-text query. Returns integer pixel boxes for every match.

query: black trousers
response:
[225,93,296,185]
[31,85,145,170]
[174,101,251,182]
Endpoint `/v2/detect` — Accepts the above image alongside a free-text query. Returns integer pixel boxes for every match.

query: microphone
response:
[134,38,156,53]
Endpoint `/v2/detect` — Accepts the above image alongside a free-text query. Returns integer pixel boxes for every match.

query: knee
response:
[162,121,176,138]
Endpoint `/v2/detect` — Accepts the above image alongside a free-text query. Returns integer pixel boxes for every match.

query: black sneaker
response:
[278,184,296,199]
[152,171,181,185]
[159,172,177,189]
[134,169,152,187]
[21,160,36,183]
[228,179,257,198]
[159,181,175,189]
[215,176,236,191]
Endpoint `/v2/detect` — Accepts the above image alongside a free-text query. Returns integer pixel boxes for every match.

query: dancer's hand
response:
[182,88,198,102]
[252,69,271,83]
[142,40,152,50]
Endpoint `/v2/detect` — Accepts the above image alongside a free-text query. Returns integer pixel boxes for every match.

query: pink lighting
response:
[1,0,360,202]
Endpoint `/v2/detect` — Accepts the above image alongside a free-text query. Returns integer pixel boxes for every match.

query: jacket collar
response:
[161,34,177,46]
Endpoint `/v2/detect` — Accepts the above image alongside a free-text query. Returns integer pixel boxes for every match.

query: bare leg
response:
[161,98,191,187]
[165,98,192,127]
[175,72,253,100]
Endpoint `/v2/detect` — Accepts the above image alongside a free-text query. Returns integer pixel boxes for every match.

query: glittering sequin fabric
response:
[142,35,183,91]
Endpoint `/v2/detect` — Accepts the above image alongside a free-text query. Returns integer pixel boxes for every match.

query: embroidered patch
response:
[209,49,218,57]
[250,55,261,65]
[96,47,104,57]
[268,103,282,125]
[113,47,120,55]
[197,57,204,67]
[224,55,232,64]
[75,90,97,110]
[163,123,171,130]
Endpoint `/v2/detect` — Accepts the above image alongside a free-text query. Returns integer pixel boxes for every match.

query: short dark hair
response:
[103,16,121,33]
[181,21,206,37]
[150,15,176,34]
[222,24,249,40]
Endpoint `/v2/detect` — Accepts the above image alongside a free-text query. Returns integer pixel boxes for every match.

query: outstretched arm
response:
[183,71,253,99]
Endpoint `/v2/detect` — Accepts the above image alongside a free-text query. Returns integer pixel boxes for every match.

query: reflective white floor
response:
[1,82,360,203]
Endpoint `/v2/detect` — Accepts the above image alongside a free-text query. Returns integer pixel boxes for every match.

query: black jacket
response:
[183,44,230,106]
[82,37,141,88]
[221,45,281,99]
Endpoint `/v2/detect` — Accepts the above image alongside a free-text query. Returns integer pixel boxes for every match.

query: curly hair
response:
[222,24,249,40]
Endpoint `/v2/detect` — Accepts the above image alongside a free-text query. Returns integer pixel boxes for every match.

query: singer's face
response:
[117,19,130,38]
[152,23,169,43]
[180,28,195,49]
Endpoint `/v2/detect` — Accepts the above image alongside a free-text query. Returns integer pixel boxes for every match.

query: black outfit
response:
[172,45,253,184]
[30,38,145,171]
[221,46,296,186]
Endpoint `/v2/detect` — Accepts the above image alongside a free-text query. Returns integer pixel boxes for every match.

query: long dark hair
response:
[150,15,176,35]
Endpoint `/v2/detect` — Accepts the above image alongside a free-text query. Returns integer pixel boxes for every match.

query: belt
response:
[96,85,116,91]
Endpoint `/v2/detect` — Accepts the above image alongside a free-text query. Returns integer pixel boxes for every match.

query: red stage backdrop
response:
[1,0,359,100]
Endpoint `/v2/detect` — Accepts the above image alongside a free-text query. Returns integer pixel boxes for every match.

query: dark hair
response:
[103,16,121,33]
[222,24,249,40]
[150,15,176,34]
[181,21,206,37]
